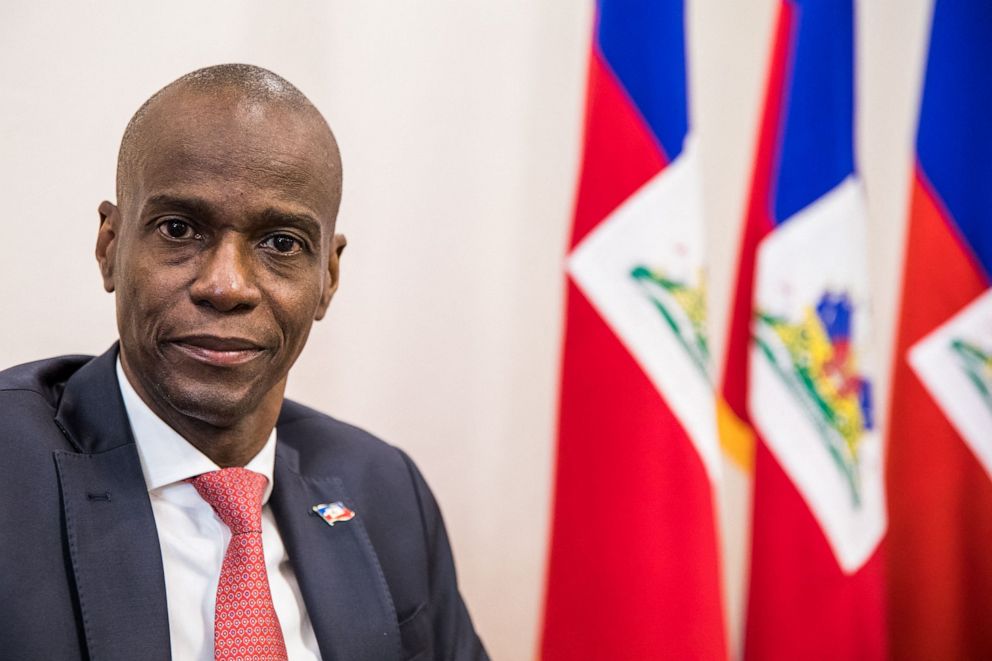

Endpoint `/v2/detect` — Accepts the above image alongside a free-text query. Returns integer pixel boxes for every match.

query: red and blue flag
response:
[887,1,992,658]
[542,1,727,658]
[722,0,887,658]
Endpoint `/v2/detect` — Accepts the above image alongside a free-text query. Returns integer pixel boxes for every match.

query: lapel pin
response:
[312,501,356,526]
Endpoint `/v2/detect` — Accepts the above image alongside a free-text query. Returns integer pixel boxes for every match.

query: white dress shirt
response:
[116,359,322,661]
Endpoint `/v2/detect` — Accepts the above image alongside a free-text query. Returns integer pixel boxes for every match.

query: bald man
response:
[0,65,487,661]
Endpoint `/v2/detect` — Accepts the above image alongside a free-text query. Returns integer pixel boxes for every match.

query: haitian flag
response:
[541,1,726,658]
[722,0,886,658]
[887,1,992,658]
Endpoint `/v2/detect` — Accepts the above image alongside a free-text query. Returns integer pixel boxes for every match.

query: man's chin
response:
[155,382,262,429]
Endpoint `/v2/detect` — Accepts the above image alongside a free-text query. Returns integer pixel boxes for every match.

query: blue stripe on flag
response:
[596,0,688,162]
[917,0,992,278]
[772,0,855,224]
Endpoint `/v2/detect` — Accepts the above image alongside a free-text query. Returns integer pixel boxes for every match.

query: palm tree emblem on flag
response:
[754,291,873,505]
[908,290,992,483]
[952,339,992,413]
[630,265,710,381]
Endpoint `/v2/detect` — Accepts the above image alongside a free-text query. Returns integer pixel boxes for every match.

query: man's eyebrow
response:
[144,194,215,217]
[259,208,323,239]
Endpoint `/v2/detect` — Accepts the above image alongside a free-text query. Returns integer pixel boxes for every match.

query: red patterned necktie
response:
[189,467,289,661]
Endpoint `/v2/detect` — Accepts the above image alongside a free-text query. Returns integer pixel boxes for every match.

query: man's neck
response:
[119,359,283,468]
[166,411,278,468]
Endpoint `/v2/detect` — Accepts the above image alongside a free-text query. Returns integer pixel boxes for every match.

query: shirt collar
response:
[116,357,277,503]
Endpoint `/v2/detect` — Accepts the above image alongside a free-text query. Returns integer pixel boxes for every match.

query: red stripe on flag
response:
[885,170,992,660]
[568,49,665,250]
[542,281,727,659]
[745,444,887,660]
[721,2,793,420]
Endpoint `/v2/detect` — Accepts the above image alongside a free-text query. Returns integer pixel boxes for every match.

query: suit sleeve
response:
[398,450,489,661]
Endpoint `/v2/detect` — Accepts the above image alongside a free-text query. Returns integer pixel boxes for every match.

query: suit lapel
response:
[55,446,171,661]
[270,442,401,661]
[54,347,171,661]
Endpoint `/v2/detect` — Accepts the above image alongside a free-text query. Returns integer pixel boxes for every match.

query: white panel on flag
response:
[567,139,721,484]
[750,176,885,572]
[910,287,992,480]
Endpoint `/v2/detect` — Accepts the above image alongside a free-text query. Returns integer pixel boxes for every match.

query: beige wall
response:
[0,1,933,658]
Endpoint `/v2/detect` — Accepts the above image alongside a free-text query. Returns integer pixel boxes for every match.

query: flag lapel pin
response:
[312,501,356,527]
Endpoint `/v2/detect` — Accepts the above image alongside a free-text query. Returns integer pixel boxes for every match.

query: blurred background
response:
[4,1,988,659]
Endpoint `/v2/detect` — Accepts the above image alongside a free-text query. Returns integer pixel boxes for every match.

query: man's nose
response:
[189,235,262,313]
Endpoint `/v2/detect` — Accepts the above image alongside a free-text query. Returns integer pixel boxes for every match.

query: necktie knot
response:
[189,467,267,535]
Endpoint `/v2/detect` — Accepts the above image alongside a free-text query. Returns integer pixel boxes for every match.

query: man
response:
[0,64,487,661]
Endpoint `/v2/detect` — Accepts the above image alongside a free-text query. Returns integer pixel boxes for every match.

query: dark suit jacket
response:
[0,347,487,661]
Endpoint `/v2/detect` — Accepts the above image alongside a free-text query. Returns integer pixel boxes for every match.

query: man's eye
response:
[157,219,196,240]
[262,235,302,254]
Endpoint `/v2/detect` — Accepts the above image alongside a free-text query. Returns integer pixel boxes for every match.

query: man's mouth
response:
[167,336,267,367]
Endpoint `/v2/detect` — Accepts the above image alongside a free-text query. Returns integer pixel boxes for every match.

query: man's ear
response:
[95,201,120,293]
[315,233,347,321]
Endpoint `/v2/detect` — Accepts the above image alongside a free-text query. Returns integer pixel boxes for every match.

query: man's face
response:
[98,90,344,428]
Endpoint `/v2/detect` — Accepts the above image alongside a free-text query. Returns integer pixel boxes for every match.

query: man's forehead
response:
[146,88,331,155]
[123,87,341,215]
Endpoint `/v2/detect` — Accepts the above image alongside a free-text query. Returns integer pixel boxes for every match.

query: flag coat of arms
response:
[722,0,886,658]
[541,1,727,658]
[886,1,992,658]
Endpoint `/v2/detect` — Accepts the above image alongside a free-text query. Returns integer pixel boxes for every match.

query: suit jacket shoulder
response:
[0,353,90,442]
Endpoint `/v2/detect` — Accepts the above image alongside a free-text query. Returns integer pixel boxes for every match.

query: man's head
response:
[96,64,345,436]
